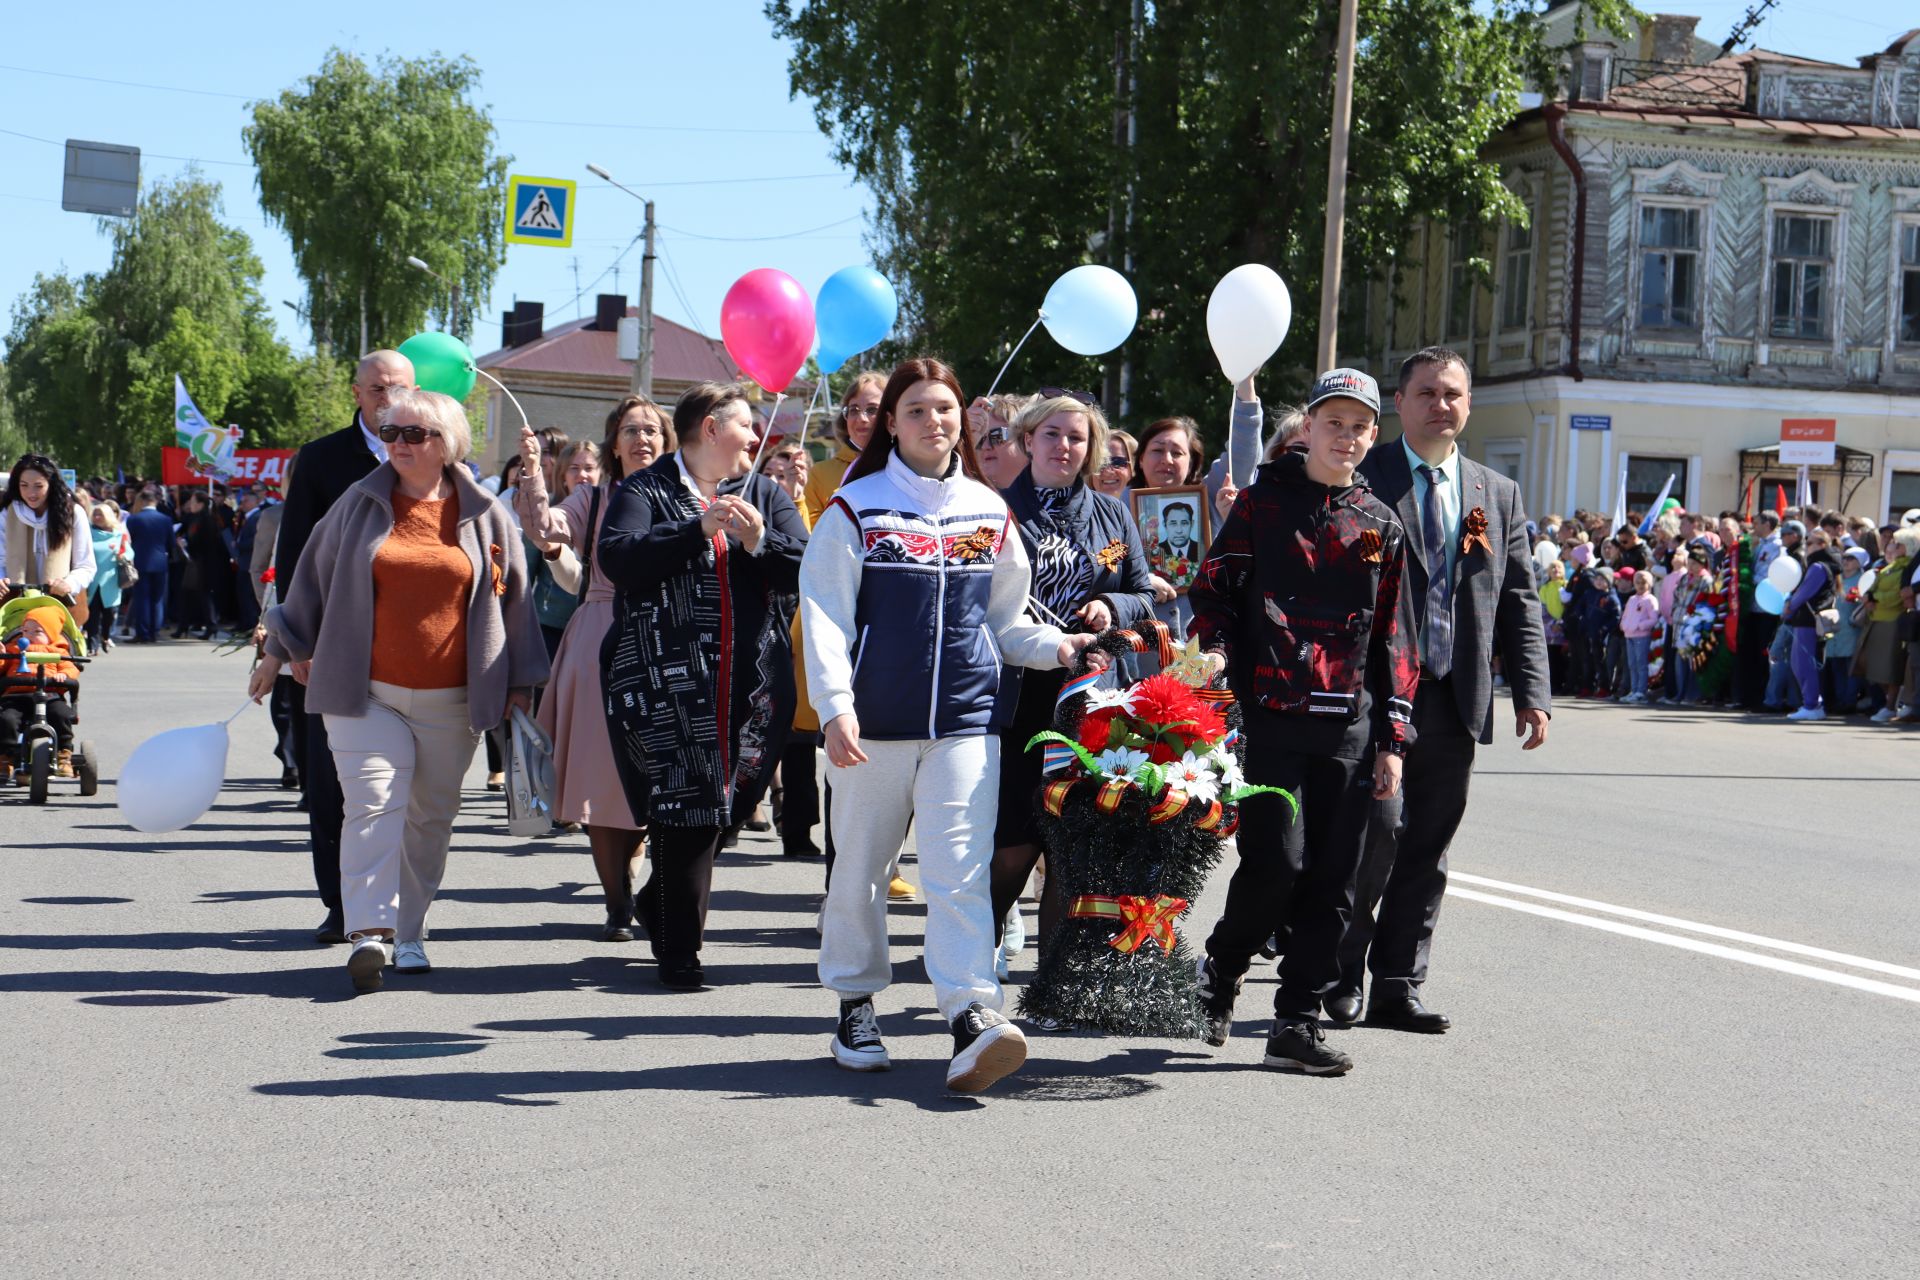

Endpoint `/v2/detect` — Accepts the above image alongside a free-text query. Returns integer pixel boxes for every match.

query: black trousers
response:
[292,685,344,913]
[1,695,75,752]
[779,733,820,852]
[1737,613,1779,709]
[1204,736,1375,1023]
[636,824,724,963]
[1337,678,1477,1000]
[269,674,297,770]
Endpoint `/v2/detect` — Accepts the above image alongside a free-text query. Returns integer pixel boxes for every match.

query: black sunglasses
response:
[1036,386,1100,408]
[377,423,441,445]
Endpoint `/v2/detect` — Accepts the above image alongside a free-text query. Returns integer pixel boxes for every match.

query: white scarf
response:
[9,499,49,564]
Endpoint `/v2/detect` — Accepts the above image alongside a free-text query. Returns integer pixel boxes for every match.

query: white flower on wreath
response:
[1083,685,1139,715]
[1209,750,1244,792]
[1168,751,1220,803]
[1094,746,1150,781]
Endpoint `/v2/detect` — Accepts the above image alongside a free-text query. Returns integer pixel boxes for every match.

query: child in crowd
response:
[1538,559,1568,694]
[1619,569,1660,703]
[0,605,80,779]
[1579,565,1620,698]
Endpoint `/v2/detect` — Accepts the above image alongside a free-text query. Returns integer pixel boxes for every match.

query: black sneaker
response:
[1263,1020,1353,1075]
[1195,952,1242,1047]
[946,1003,1027,1093]
[831,997,890,1072]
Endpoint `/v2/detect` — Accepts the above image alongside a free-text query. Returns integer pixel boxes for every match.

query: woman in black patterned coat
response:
[597,381,808,988]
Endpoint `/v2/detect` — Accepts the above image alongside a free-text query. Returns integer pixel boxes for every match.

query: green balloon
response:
[398,331,477,399]
[1660,497,1682,513]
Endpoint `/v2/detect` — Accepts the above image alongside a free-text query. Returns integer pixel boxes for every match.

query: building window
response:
[1626,455,1690,514]
[1500,216,1533,330]
[1638,205,1700,329]
[1447,227,1473,340]
[1900,224,1920,346]
[1769,213,1834,340]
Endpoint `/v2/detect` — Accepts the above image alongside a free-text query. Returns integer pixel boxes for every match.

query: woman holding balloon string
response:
[990,391,1154,984]
[516,395,673,942]
[252,388,549,993]
[597,381,809,989]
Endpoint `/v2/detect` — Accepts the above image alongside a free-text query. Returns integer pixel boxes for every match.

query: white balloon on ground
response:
[1206,264,1293,382]
[1766,553,1803,593]
[118,722,231,832]
[1040,265,1137,356]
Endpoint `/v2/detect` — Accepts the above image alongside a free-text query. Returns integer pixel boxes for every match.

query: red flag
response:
[1774,484,1787,518]
[1739,476,1756,523]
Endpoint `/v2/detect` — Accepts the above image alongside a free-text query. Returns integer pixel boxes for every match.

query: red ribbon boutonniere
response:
[488,543,507,597]
[1356,528,1383,564]
[1461,507,1492,559]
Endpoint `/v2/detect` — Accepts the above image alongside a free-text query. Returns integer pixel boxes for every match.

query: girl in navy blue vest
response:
[801,357,1106,1094]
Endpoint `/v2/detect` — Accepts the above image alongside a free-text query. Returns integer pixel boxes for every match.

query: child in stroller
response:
[1,594,95,795]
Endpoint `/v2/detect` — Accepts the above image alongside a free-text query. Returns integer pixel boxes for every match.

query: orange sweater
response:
[370,494,472,689]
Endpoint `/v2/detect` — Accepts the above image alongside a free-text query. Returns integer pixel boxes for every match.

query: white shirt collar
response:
[358,412,389,463]
[1404,438,1457,485]
[885,447,957,508]
[672,451,714,506]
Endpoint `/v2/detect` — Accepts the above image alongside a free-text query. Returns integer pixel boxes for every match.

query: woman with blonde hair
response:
[518,395,674,940]
[252,389,548,992]
[1094,429,1136,499]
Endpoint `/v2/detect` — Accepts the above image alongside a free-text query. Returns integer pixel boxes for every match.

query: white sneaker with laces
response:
[395,940,431,972]
[1786,706,1826,721]
[1872,707,1896,723]
[346,934,392,992]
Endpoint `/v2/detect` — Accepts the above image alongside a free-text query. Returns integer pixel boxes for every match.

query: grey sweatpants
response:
[818,735,1003,1021]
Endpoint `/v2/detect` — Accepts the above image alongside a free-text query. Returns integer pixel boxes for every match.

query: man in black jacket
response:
[1330,347,1551,1034]
[273,349,414,943]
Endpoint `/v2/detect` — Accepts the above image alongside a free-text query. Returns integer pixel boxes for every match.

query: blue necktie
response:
[1418,465,1452,679]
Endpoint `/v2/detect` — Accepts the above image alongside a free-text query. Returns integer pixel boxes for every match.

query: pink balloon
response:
[720,268,815,394]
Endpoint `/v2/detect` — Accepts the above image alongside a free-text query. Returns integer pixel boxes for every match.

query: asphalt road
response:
[3,641,1917,1278]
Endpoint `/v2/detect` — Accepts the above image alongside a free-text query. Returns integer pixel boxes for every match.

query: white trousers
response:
[325,681,480,941]
[818,735,1002,1021]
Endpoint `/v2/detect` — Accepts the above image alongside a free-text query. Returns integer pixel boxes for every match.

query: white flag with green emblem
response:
[174,375,241,478]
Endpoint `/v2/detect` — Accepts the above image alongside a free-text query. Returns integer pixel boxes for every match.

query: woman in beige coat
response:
[251,389,548,993]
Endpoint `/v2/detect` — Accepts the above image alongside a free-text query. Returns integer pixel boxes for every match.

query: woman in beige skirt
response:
[517,395,675,939]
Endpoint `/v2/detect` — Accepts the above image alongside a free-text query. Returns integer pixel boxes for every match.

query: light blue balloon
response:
[1755,580,1787,615]
[1041,264,1137,356]
[814,267,898,373]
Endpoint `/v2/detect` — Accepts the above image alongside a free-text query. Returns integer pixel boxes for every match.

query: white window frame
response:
[1627,162,1723,353]
[1758,170,1857,364]
[1881,450,1920,524]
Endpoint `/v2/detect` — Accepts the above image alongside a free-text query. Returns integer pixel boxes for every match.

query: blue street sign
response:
[1570,414,1612,431]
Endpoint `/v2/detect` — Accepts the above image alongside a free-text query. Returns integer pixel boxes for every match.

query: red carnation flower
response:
[259,567,276,585]
[1145,741,1179,764]
[1079,708,1117,752]
[1129,673,1206,729]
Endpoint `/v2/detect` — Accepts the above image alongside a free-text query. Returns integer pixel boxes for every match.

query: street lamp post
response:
[406,255,463,338]
[586,164,657,398]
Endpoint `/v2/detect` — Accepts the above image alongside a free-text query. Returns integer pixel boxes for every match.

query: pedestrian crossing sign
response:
[505,175,575,247]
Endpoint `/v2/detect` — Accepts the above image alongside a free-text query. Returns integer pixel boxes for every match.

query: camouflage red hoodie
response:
[1189,450,1418,760]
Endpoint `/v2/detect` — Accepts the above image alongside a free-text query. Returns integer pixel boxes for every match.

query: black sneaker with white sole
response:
[946,1003,1027,1093]
[832,997,890,1072]
[1263,1020,1354,1075]
[1195,952,1242,1047]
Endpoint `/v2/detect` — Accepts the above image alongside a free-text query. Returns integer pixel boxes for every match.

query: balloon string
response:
[472,367,531,436]
[222,700,253,726]
[985,314,1045,399]
[745,391,786,478]
[793,375,830,453]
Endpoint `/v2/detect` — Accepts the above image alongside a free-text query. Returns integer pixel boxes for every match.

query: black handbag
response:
[1897,611,1920,643]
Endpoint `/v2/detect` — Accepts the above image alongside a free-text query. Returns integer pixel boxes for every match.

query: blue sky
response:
[1,1,1914,359]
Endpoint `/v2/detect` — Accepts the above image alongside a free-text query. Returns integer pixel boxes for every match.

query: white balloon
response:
[118,722,230,832]
[1766,553,1803,593]
[1040,265,1138,356]
[1206,264,1294,383]
[1858,569,1877,597]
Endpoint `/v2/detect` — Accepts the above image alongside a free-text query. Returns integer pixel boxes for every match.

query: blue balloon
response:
[1755,580,1787,615]
[814,267,898,373]
[1041,265,1137,356]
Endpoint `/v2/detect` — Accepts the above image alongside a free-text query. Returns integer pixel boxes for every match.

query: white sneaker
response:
[1003,905,1027,954]
[1786,707,1826,721]
[1872,707,1896,723]
[995,950,1011,981]
[395,940,431,972]
[1899,704,1915,720]
[832,997,890,1072]
[346,934,392,992]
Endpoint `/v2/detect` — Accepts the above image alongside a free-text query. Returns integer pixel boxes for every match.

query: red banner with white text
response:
[160,447,296,488]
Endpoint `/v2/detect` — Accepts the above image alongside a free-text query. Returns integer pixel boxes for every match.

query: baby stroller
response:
[0,588,98,804]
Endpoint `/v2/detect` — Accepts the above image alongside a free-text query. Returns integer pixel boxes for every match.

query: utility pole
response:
[1317,0,1359,371]
[634,199,656,397]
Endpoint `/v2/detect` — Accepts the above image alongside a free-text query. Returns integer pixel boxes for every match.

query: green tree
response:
[244,50,511,353]
[3,176,312,472]
[768,0,1631,431]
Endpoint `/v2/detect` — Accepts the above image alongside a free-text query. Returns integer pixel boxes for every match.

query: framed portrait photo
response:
[1130,484,1212,595]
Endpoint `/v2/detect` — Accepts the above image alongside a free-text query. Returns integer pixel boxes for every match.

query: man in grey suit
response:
[1330,347,1551,1032]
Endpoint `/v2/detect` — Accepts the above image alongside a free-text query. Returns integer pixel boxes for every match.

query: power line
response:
[660,214,863,242]
[655,233,712,340]
[0,62,251,99]
[0,124,251,168]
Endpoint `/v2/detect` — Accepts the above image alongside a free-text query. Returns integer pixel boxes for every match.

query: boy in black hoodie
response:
[1188,368,1419,1075]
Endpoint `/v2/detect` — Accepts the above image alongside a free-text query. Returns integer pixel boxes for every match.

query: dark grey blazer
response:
[1359,440,1551,744]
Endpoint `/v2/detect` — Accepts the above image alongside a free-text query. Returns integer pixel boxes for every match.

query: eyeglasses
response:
[980,426,1011,447]
[1098,457,1130,472]
[843,404,881,419]
[1037,386,1100,408]
[377,423,441,445]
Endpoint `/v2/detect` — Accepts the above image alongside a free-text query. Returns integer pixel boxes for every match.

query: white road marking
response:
[1447,887,1920,1004]
[1450,872,1920,982]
